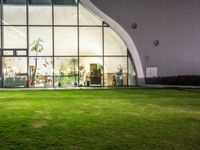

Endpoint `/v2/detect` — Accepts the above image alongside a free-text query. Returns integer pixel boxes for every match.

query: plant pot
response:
[58,82,62,87]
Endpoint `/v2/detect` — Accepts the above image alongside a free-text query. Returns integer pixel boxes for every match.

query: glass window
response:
[0,7,2,47]
[29,6,52,25]
[0,35,1,48]
[29,57,53,87]
[104,57,128,86]
[3,0,26,4]
[3,57,27,87]
[104,27,127,56]
[0,16,1,47]
[53,0,77,5]
[3,5,26,25]
[79,57,103,86]
[54,6,77,25]
[54,27,77,56]
[79,27,102,56]
[16,50,27,56]
[79,3,102,26]
[1,0,135,88]
[0,5,0,25]
[3,50,14,56]
[54,57,78,87]
[29,0,52,5]
[4,26,27,49]
[128,57,137,86]
[29,27,52,56]
[0,57,2,86]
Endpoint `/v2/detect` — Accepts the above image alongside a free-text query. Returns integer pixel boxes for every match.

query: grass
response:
[0,89,200,150]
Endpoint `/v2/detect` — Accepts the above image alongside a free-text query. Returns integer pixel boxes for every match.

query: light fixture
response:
[131,23,138,29]
[153,40,159,46]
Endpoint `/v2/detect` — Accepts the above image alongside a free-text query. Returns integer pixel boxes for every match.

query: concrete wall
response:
[90,0,200,77]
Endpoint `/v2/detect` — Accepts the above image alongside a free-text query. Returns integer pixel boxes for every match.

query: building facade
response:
[90,0,200,86]
[1,0,198,88]
[0,0,137,88]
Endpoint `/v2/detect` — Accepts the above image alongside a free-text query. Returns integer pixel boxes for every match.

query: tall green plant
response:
[31,38,44,56]
[68,58,78,84]
[30,38,44,86]
[97,64,103,76]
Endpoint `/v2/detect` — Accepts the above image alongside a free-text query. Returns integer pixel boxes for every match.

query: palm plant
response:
[97,64,104,76]
[30,38,44,86]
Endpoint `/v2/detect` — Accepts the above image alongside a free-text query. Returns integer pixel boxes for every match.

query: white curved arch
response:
[81,0,145,84]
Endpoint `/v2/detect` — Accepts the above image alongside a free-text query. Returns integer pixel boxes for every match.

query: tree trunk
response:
[31,53,38,86]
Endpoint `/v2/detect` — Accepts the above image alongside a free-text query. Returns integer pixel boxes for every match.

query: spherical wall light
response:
[131,23,138,29]
[153,40,159,46]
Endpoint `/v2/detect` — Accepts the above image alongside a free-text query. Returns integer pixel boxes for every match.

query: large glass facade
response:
[0,0,136,88]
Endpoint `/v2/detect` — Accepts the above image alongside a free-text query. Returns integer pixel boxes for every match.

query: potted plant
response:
[58,64,65,87]
[30,38,44,86]
[97,64,103,76]
[97,64,104,85]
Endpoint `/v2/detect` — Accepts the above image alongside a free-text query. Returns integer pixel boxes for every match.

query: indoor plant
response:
[68,58,78,86]
[30,38,44,86]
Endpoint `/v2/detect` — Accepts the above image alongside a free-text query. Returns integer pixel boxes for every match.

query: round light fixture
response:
[153,40,159,46]
[131,23,138,29]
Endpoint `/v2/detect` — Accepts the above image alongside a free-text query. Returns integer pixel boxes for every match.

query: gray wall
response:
[90,0,200,77]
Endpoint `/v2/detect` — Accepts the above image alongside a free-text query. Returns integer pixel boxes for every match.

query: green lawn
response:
[0,89,200,150]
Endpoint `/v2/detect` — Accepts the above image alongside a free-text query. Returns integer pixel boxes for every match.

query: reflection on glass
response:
[79,57,103,86]
[79,27,102,56]
[54,0,77,5]
[3,0,26,4]
[4,26,27,49]
[29,57,53,87]
[54,57,78,87]
[3,57,27,87]
[29,0,52,5]
[54,27,77,56]
[104,57,128,86]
